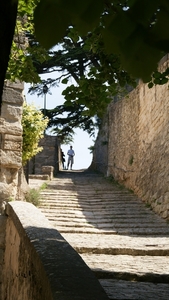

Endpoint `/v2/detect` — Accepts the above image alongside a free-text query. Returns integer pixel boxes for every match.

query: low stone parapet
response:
[29,174,49,180]
[42,166,54,180]
[2,201,108,300]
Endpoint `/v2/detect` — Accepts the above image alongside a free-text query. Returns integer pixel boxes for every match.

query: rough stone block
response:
[29,174,49,180]
[0,149,22,168]
[0,183,16,202]
[42,166,54,180]
[0,217,7,234]
[4,134,22,142]
[4,81,24,92]
[1,104,22,122]
[2,87,24,105]
[164,192,169,203]
[0,118,22,136]
[161,210,169,219]
[4,140,22,152]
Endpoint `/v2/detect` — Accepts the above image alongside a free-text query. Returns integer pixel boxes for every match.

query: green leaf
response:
[73,0,104,35]
[153,78,161,84]
[34,0,70,49]
[153,71,162,79]
[148,82,154,88]
[161,77,168,85]
[61,78,68,84]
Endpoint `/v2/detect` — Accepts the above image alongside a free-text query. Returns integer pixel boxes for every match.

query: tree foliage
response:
[30,29,136,117]
[2,0,169,141]
[29,31,135,140]
[22,102,48,165]
[44,102,100,143]
[34,0,169,82]
[6,0,47,84]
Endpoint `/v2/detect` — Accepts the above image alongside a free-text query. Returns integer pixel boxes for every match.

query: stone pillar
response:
[0,82,24,298]
[0,82,24,203]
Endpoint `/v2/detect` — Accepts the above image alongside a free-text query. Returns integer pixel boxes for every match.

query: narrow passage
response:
[37,170,169,300]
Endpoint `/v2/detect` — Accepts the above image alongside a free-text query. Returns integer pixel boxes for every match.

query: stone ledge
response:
[4,202,108,300]
[29,174,49,180]
[42,166,54,180]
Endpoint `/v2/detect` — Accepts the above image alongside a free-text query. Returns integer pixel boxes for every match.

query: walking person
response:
[67,145,75,170]
[61,149,65,169]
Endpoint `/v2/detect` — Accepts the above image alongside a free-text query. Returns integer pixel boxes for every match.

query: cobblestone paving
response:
[30,170,169,300]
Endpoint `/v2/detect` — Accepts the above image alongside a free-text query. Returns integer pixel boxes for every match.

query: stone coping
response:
[6,201,108,300]
[29,174,49,180]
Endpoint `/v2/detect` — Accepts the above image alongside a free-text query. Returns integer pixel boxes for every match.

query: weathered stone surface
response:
[0,118,22,135]
[2,87,24,105]
[1,104,22,122]
[93,54,169,220]
[0,167,18,184]
[36,170,169,300]
[2,201,108,300]
[0,149,22,168]
[42,166,54,180]
[0,216,7,291]
[0,83,24,209]
[0,182,17,202]
[4,134,22,142]
[29,135,59,176]
[4,140,22,151]
[5,81,24,92]
[29,174,49,180]
[0,217,8,234]
[99,279,169,300]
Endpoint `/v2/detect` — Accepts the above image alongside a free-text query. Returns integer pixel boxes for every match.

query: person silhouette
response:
[67,145,75,170]
[61,149,65,169]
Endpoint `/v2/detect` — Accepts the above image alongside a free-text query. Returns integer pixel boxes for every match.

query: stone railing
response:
[2,201,108,300]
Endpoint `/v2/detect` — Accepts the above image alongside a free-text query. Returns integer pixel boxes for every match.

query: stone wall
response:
[0,82,24,299]
[0,216,7,299]
[29,135,60,176]
[93,54,169,220]
[2,201,108,300]
[0,82,23,203]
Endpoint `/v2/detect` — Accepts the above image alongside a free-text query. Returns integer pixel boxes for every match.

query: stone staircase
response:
[38,170,169,299]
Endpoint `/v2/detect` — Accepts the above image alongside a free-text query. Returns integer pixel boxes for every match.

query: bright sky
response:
[24,76,96,170]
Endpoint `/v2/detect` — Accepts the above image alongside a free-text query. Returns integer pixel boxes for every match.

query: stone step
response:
[40,204,152,212]
[40,192,137,197]
[44,218,169,230]
[51,226,118,235]
[40,215,159,225]
[49,223,169,236]
[99,279,169,300]
[61,233,169,256]
[41,198,144,204]
[41,191,139,197]
[34,172,169,300]
[80,253,169,283]
[39,210,166,222]
[40,214,164,225]
[56,228,169,236]
[39,210,164,222]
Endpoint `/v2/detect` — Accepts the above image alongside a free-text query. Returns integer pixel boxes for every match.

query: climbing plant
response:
[22,102,48,165]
